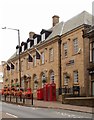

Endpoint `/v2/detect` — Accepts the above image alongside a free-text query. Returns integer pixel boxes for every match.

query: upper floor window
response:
[34,38,37,46]
[73,70,78,83]
[73,38,78,54]
[27,42,30,49]
[92,42,94,63]
[41,52,45,64]
[63,43,68,57]
[33,55,36,67]
[49,48,54,62]
[41,33,45,41]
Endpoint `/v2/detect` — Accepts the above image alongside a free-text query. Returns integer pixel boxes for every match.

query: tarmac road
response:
[0,101,93,118]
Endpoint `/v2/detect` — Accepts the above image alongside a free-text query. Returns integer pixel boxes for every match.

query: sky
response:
[0,0,94,64]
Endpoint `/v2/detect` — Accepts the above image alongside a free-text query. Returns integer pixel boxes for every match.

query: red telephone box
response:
[37,88,44,100]
[48,83,56,101]
[43,83,48,101]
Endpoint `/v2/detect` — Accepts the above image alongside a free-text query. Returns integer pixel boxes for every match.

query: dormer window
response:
[41,33,45,41]
[28,42,30,49]
[22,45,24,52]
[40,29,52,41]
[34,38,37,46]
[27,38,34,49]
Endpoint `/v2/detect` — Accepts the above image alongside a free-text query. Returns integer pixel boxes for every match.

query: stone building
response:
[83,25,94,96]
[2,11,93,98]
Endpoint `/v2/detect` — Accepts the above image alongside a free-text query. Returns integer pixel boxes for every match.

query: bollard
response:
[31,93,33,105]
[23,97,25,104]
[5,95,6,101]
[10,95,11,102]
[16,96,18,103]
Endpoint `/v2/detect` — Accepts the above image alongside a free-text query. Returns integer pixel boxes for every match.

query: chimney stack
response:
[52,15,59,27]
[29,32,35,39]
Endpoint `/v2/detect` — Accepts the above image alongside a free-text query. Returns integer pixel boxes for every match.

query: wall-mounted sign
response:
[66,60,74,66]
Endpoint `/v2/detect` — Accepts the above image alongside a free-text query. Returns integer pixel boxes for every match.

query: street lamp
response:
[2,27,21,88]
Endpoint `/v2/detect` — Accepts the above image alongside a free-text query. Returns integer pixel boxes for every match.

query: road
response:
[0,101,93,118]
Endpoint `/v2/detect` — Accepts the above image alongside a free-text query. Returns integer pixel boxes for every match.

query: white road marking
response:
[6,113,18,118]
[18,105,21,107]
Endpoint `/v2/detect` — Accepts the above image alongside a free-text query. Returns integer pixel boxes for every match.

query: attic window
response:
[41,33,45,41]
[22,45,24,52]
[28,42,30,49]
[34,38,37,45]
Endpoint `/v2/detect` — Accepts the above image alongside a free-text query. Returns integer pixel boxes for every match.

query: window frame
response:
[73,70,79,84]
[73,38,79,54]
[49,48,54,62]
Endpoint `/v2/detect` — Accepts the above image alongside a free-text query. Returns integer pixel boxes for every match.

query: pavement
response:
[32,99,94,114]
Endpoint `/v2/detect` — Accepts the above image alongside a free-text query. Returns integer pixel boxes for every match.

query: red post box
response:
[48,83,56,101]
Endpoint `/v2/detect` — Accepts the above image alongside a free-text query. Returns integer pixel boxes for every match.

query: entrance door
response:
[92,81,94,96]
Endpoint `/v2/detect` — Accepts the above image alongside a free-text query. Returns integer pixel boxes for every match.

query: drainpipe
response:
[58,36,62,95]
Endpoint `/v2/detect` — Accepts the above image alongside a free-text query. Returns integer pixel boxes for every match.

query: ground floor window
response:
[73,71,78,83]
[50,71,54,83]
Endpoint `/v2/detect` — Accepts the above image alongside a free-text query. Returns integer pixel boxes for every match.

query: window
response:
[41,52,45,64]
[49,48,54,62]
[34,75,38,90]
[41,33,45,41]
[42,73,46,87]
[33,55,36,67]
[64,73,68,85]
[50,71,54,83]
[34,38,37,45]
[22,45,24,52]
[73,38,78,54]
[92,42,94,63]
[90,43,92,62]
[73,71,78,83]
[63,43,68,57]
[28,42,30,49]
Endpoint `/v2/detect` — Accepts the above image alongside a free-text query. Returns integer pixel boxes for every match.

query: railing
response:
[0,94,33,105]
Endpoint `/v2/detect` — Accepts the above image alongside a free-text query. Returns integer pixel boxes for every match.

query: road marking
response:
[6,113,18,118]
[18,105,21,107]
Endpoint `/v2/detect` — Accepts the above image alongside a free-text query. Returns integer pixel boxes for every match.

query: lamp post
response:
[2,27,21,88]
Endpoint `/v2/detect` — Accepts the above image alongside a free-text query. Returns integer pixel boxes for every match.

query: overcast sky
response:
[0,0,94,64]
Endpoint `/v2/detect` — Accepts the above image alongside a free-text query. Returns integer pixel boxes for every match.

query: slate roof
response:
[8,11,92,61]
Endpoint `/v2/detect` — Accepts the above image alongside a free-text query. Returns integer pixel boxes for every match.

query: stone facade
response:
[2,11,93,98]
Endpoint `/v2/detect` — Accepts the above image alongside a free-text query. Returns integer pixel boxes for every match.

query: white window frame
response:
[73,71,78,83]
[28,42,30,49]
[64,73,68,85]
[73,38,78,54]
[41,52,44,64]
[49,48,54,62]
[41,33,45,41]
[22,45,24,52]
[16,48,19,54]
[34,38,37,45]
[50,71,54,83]
[63,43,68,57]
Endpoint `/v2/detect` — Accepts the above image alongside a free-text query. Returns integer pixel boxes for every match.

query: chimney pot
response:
[52,15,59,27]
[29,32,35,39]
